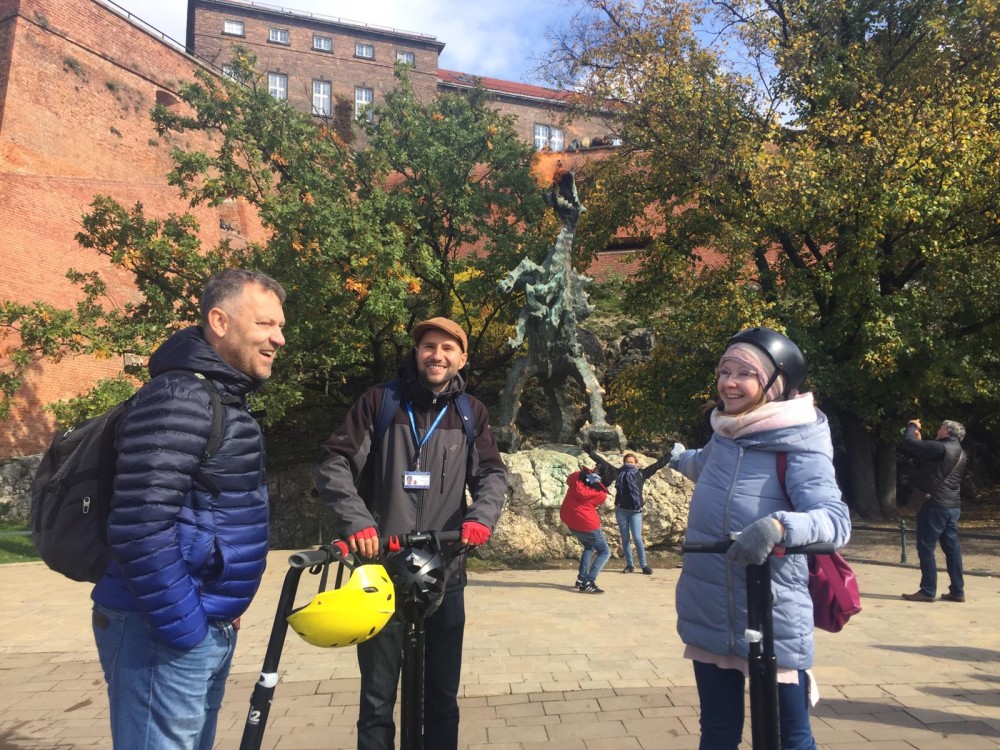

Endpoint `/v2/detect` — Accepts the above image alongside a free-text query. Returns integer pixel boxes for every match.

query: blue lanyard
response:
[405,401,449,462]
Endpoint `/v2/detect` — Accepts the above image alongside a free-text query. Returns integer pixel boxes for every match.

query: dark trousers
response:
[356,584,466,750]
[693,660,816,750]
[915,505,964,598]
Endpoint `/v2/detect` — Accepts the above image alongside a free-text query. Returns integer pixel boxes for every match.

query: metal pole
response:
[899,519,908,564]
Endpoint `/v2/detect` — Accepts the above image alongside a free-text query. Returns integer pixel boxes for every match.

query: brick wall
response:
[0,0,267,457]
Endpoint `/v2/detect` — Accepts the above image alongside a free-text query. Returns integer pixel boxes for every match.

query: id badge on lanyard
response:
[403,401,448,491]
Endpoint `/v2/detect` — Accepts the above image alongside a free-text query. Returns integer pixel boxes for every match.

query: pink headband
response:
[719,343,785,402]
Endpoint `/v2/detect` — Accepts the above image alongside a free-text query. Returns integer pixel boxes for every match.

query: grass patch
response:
[0,523,38,564]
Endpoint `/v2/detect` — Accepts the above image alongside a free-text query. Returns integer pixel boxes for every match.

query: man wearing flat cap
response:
[316,316,507,750]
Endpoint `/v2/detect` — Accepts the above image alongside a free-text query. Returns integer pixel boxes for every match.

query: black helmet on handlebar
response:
[726,326,807,401]
[384,545,447,622]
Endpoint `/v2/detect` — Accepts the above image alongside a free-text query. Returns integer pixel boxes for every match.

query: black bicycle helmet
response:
[726,326,806,400]
[384,545,447,623]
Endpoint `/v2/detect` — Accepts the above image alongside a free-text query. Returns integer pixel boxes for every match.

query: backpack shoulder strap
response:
[373,379,402,452]
[373,379,475,452]
[156,370,238,496]
[454,392,476,446]
[777,452,788,499]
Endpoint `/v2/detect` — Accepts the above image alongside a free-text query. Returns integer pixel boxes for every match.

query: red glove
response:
[348,526,379,558]
[461,521,491,546]
[349,526,378,542]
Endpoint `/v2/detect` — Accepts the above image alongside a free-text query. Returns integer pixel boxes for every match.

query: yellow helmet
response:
[286,564,395,648]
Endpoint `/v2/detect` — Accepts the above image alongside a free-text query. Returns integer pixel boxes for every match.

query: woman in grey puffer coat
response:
[670,327,851,750]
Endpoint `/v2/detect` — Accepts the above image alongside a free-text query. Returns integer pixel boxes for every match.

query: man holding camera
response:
[901,419,969,603]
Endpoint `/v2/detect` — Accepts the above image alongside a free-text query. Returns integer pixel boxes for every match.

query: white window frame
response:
[268,72,288,100]
[396,50,415,66]
[269,28,289,44]
[313,34,333,52]
[534,124,549,150]
[223,19,244,36]
[355,42,375,59]
[312,80,332,117]
[534,124,564,152]
[549,127,564,152]
[355,86,374,121]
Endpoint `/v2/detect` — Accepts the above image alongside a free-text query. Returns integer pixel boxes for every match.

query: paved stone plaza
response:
[2,554,999,749]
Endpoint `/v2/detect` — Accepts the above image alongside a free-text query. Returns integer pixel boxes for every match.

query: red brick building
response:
[0,0,266,456]
[0,0,638,457]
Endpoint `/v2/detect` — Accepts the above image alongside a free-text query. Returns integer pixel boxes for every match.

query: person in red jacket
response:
[560,468,611,593]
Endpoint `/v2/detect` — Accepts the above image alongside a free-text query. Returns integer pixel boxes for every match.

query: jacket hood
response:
[148,326,259,396]
[398,348,468,408]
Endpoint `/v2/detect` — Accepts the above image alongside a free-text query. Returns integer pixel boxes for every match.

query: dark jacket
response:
[585,449,670,511]
[902,425,967,509]
[92,326,270,650]
[314,352,508,586]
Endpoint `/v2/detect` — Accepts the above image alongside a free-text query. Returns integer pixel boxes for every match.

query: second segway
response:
[682,538,835,750]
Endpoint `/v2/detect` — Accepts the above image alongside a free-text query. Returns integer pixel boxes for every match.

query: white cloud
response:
[106,0,571,83]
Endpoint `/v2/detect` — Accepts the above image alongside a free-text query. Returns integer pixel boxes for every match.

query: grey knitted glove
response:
[726,518,784,566]
[667,442,686,469]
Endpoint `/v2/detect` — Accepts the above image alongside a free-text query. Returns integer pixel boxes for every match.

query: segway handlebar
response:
[386,529,463,553]
[681,539,836,556]
[287,540,350,569]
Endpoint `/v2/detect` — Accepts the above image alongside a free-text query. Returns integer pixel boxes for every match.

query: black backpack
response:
[30,371,232,583]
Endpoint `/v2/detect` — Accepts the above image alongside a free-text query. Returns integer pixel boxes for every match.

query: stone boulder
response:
[480,444,691,564]
[266,444,694,558]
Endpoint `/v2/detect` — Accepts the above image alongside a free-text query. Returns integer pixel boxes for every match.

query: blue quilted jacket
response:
[91,327,270,650]
[674,407,851,670]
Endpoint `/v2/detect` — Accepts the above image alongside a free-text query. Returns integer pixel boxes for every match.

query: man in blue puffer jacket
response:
[91,269,286,750]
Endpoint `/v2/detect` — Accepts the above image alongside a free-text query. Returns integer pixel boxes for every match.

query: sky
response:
[108,0,577,84]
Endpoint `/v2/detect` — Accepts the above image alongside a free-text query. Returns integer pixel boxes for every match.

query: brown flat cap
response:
[410,316,468,352]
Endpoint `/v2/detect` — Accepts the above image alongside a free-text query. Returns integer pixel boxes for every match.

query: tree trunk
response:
[838,411,883,519]
[874,438,898,517]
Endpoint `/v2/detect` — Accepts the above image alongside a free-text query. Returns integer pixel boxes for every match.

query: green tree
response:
[547,0,1000,517]
[358,68,549,379]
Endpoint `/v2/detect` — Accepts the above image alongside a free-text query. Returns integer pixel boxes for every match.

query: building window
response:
[396,50,415,66]
[268,72,288,100]
[223,19,244,36]
[355,42,374,59]
[534,124,564,152]
[313,35,332,52]
[312,80,332,116]
[269,28,289,44]
[355,86,373,121]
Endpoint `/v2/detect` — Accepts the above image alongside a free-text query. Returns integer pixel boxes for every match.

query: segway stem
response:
[389,529,462,750]
[240,547,338,750]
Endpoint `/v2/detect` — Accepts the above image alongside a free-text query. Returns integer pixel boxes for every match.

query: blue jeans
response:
[92,605,236,750]
[356,584,465,750]
[572,528,611,583]
[693,660,816,750]
[915,505,964,598]
[615,508,647,568]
